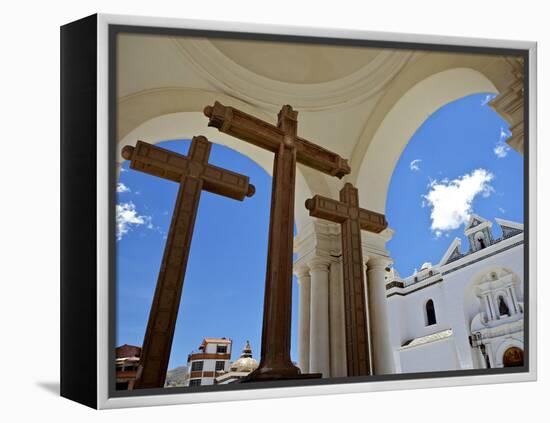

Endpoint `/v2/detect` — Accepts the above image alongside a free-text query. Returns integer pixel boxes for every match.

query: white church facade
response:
[385,215,524,373]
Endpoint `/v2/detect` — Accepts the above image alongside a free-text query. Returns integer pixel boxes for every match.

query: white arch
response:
[354,68,498,213]
[117,111,313,231]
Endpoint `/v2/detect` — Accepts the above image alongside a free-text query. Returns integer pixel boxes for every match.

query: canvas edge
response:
[60,14,99,409]
[95,13,538,410]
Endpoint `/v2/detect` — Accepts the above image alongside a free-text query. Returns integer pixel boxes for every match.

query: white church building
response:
[384,214,524,373]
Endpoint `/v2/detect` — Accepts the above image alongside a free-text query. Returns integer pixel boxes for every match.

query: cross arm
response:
[305,193,388,233]
[295,139,351,179]
[304,195,350,224]
[204,102,283,154]
[121,141,255,201]
[122,141,191,183]
[358,209,388,233]
[201,162,256,201]
[204,101,351,179]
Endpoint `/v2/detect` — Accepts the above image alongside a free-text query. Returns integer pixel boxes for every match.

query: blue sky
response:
[116,140,300,369]
[116,92,523,370]
[386,93,524,277]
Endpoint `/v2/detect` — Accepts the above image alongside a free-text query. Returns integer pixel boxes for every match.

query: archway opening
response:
[498,296,511,317]
[115,139,303,382]
[425,299,437,326]
[503,347,524,367]
[385,93,524,278]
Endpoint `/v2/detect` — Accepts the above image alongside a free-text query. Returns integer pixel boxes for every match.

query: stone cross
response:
[305,183,387,376]
[121,136,255,389]
[204,101,350,381]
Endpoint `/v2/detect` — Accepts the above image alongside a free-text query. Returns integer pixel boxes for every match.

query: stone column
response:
[483,294,494,320]
[490,294,500,320]
[295,265,311,374]
[362,259,374,375]
[308,257,331,377]
[329,260,347,377]
[508,286,519,314]
[366,256,396,374]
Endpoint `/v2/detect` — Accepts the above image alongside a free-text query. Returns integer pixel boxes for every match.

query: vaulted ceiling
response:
[116,32,518,220]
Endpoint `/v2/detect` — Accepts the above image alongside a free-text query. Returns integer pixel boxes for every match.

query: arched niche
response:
[494,340,524,368]
[463,267,522,328]
[353,67,498,214]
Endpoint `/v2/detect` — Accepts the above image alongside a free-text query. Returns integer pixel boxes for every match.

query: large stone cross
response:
[204,101,350,381]
[305,183,387,376]
[120,136,255,389]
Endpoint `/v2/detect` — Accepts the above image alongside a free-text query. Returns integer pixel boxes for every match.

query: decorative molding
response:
[366,256,392,272]
[308,257,332,272]
[489,57,524,155]
[442,241,523,276]
[400,329,453,350]
[387,278,444,297]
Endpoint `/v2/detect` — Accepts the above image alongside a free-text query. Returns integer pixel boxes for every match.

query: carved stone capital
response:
[366,256,393,272]
[294,219,342,268]
[293,264,311,280]
[308,257,332,272]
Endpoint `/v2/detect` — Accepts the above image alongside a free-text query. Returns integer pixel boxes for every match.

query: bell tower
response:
[464,214,493,252]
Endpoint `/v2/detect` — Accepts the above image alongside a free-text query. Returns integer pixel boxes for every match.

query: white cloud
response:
[117,182,131,193]
[422,169,495,235]
[493,127,511,158]
[481,94,497,106]
[494,144,509,158]
[116,202,151,241]
[410,159,422,171]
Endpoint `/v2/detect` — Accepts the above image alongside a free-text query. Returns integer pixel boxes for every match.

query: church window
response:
[216,345,228,354]
[475,232,487,250]
[191,361,204,371]
[215,361,225,371]
[498,296,510,317]
[425,299,437,326]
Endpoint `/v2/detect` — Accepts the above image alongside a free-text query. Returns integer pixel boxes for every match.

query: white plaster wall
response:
[390,284,449,347]
[399,337,460,373]
[387,237,523,372]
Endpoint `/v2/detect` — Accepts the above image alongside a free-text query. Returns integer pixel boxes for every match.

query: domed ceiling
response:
[210,39,384,84]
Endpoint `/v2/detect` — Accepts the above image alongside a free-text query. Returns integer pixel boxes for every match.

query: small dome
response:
[230,357,259,373]
[230,341,258,373]
[420,262,432,271]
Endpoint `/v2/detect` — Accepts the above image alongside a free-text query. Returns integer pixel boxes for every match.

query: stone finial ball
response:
[121,145,135,160]
[203,105,213,118]
[246,184,256,197]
